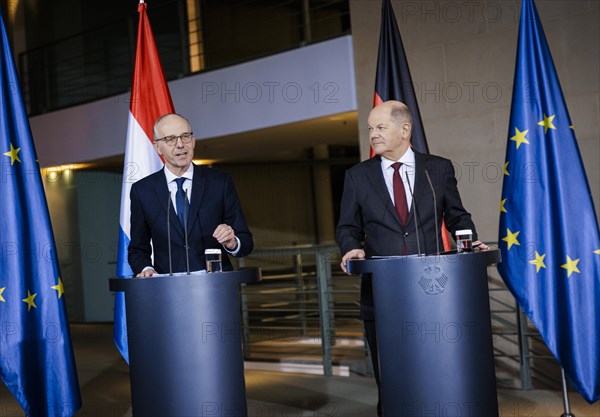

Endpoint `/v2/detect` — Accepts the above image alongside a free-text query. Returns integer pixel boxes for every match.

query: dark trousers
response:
[364,320,382,417]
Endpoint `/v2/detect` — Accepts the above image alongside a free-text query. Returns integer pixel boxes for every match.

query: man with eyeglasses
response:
[128,113,253,277]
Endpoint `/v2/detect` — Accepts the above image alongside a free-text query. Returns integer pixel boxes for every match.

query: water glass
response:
[205,249,222,272]
[455,229,473,253]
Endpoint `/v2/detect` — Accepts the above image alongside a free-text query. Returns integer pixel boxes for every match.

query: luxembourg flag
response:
[115,0,174,363]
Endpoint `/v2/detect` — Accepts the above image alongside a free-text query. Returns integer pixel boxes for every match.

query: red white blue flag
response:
[114,1,174,362]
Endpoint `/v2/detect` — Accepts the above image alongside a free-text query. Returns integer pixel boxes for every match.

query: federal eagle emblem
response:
[418,265,449,295]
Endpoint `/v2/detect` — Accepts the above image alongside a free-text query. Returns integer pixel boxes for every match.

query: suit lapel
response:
[152,167,186,239]
[187,164,206,233]
[366,156,403,229]
[410,151,428,219]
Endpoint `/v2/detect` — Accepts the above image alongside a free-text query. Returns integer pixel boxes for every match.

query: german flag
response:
[373,0,451,251]
[373,0,428,155]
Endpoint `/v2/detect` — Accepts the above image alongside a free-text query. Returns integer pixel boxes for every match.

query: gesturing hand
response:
[213,224,238,250]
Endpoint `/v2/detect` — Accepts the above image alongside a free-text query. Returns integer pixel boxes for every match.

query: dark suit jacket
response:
[128,164,253,274]
[336,151,477,319]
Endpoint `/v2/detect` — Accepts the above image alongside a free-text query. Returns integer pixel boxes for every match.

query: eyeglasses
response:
[156,132,194,146]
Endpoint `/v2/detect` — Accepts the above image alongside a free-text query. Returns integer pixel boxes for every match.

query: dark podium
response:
[109,268,260,417]
[348,250,501,417]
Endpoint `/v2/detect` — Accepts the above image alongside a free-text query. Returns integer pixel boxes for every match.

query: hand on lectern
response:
[340,249,365,274]
[136,268,157,278]
[472,241,490,251]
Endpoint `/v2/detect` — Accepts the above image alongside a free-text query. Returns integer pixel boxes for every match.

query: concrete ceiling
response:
[193,111,359,163]
[77,111,359,168]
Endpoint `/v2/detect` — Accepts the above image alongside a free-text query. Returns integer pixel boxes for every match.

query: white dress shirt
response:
[164,164,194,213]
[380,147,416,212]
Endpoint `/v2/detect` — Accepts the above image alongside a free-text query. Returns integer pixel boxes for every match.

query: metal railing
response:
[489,275,565,391]
[238,244,365,377]
[18,0,350,116]
[237,244,564,389]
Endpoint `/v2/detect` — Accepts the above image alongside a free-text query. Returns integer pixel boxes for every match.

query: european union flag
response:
[0,9,82,416]
[498,0,600,403]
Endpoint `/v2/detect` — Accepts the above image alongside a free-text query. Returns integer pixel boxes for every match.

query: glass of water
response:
[455,229,473,253]
[205,249,222,272]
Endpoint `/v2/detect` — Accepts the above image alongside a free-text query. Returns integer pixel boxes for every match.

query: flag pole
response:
[560,367,575,417]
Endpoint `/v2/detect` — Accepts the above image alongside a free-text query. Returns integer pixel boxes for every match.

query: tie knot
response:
[392,162,403,171]
[175,177,186,190]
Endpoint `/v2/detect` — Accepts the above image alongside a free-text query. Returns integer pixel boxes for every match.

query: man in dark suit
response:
[128,113,253,277]
[336,100,488,415]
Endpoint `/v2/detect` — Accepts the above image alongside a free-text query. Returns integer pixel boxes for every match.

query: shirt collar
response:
[381,147,415,170]
[164,163,194,183]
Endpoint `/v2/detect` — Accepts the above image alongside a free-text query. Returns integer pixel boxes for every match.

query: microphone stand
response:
[425,169,441,256]
[405,166,422,256]
[167,192,173,276]
[184,188,190,275]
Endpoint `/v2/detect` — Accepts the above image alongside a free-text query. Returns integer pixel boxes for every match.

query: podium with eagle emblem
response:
[348,250,500,416]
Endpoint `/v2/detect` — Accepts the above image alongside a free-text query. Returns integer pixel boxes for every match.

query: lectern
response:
[348,250,500,417]
[109,269,261,417]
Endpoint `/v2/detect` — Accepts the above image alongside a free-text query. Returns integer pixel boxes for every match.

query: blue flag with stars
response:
[0,9,82,416]
[498,0,600,403]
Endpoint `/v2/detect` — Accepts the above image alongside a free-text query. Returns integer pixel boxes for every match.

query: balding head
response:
[372,100,413,127]
[153,113,196,176]
[153,113,191,140]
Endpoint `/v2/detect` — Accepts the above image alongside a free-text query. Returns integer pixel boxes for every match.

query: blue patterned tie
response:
[175,177,189,226]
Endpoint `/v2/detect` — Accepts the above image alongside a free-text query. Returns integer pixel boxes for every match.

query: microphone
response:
[167,191,173,276]
[424,169,441,256]
[183,187,190,275]
[405,165,422,256]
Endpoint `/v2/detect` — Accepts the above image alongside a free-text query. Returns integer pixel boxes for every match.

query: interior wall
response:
[43,167,122,322]
[349,0,600,242]
[74,169,123,322]
[29,36,357,167]
[43,169,85,322]
[222,163,318,248]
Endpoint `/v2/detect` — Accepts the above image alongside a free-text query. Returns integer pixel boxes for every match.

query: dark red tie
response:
[392,162,409,227]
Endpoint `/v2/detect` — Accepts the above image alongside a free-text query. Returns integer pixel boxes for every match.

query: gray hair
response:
[390,104,413,126]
